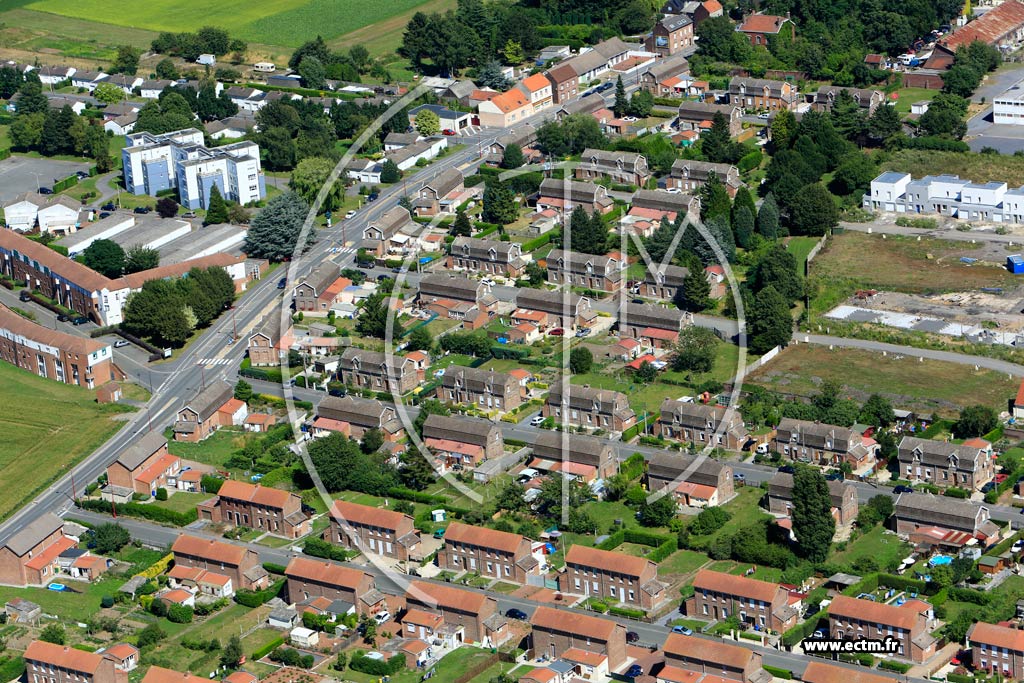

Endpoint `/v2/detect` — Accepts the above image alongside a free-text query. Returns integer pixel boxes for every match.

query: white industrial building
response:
[993,79,1024,125]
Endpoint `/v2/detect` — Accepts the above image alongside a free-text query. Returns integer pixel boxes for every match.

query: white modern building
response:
[993,79,1024,125]
[864,171,1024,223]
[121,129,265,210]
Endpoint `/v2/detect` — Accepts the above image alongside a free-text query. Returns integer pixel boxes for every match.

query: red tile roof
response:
[103,644,139,662]
[172,534,247,566]
[444,521,525,554]
[693,569,783,603]
[565,544,652,578]
[161,589,193,604]
[218,480,292,509]
[135,452,179,485]
[0,305,106,357]
[531,605,619,641]
[940,0,1024,51]
[25,641,105,674]
[142,665,202,683]
[408,580,489,614]
[0,230,110,291]
[330,500,410,532]
[663,633,754,669]
[969,621,1024,652]
[521,73,550,93]
[25,535,76,571]
[737,13,788,34]
[488,88,531,114]
[218,397,246,416]
[285,556,368,590]
[802,662,900,683]
[828,595,918,630]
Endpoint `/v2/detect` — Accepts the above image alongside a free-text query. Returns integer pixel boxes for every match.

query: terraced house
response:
[773,418,878,468]
[284,557,385,616]
[0,513,73,586]
[441,366,522,412]
[338,347,418,395]
[639,264,689,301]
[656,400,746,450]
[897,436,994,490]
[530,431,617,482]
[172,380,236,442]
[676,101,742,136]
[562,545,668,611]
[24,640,126,683]
[668,160,742,197]
[545,249,624,292]
[688,569,799,632]
[414,168,465,217]
[327,500,420,562]
[198,480,308,539]
[827,595,938,662]
[312,395,404,441]
[105,432,178,498]
[405,581,508,645]
[661,633,771,683]
[728,77,798,111]
[536,178,614,214]
[447,236,526,278]
[438,522,539,584]
[646,452,735,507]
[422,413,504,470]
[968,622,1024,678]
[544,384,637,432]
[619,302,687,346]
[893,493,1001,547]
[514,289,596,330]
[530,606,628,672]
[292,262,341,314]
[418,273,492,307]
[575,148,651,187]
[170,535,267,591]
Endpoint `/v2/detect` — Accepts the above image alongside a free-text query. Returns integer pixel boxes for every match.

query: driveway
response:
[0,156,93,202]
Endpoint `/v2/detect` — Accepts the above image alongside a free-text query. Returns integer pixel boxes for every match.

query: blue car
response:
[672,625,693,635]
[627,664,644,678]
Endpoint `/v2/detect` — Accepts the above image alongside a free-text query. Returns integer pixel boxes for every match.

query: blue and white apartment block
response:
[121,129,265,210]
[864,171,1024,223]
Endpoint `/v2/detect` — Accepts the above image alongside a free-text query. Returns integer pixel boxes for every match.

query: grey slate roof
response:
[644,264,690,287]
[646,451,728,487]
[298,262,341,297]
[547,249,620,277]
[894,492,985,531]
[115,431,169,470]
[897,436,986,468]
[419,274,483,302]
[422,413,500,446]
[532,430,613,465]
[182,381,233,422]
[4,513,64,556]
[451,236,523,263]
[622,301,686,331]
[515,288,588,315]
[767,472,851,508]
[630,189,698,214]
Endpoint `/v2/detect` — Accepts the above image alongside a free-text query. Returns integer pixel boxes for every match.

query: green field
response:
[0,362,133,520]
[13,0,441,48]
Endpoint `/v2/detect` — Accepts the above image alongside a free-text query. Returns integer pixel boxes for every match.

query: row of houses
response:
[863,171,1024,224]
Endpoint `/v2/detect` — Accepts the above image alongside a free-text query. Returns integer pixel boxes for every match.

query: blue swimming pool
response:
[929,555,953,567]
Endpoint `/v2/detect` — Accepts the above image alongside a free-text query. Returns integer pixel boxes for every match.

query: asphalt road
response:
[841,220,1024,245]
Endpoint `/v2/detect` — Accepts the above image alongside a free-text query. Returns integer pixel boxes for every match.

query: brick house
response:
[530,430,617,482]
[544,63,579,104]
[968,622,1024,678]
[106,431,179,497]
[629,190,701,225]
[893,493,1001,545]
[773,418,878,467]
[441,366,522,412]
[639,53,691,97]
[767,472,858,525]
[514,289,596,330]
[657,400,747,450]
[735,13,792,46]
[676,102,742,136]
[247,316,281,367]
[811,86,884,114]
[170,535,267,591]
[414,168,465,217]
[801,663,898,683]
[687,569,799,632]
[327,500,420,561]
[198,480,309,538]
[646,14,694,56]
[338,348,419,395]
[545,249,624,293]
[405,580,508,645]
[293,262,342,314]
[24,641,126,683]
[284,556,384,616]
[728,77,798,111]
[172,381,235,442]
[646,452,735,507]
[536,178,614,215]
[897,436,995,491]
[619,302,686,342]
[575,149,650,187]
[668,160,741,197]
[639,265,688,301]
[544,383,637,432]
[418,273,491,307]
[662,633,771,683]
[422,413,504,470]
[484,124,537,164]
[530,606,627,671]
[447,236,526,278]
[0,513,71,586]
[312,395,404,441]
[438,522,539,584]
[362,206,413,257]
[827,595,937,662]
[562,544,668,611]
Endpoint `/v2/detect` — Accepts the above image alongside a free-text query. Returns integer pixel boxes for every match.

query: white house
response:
[37,196,83,235]
[104,113,138,136]
[864,171,911,212]
[346,159,382,184]
[31,66,75,86]
[70,70,109,91]
[386,137,448,172]
[3,193,46,232]
[138,80,175,99]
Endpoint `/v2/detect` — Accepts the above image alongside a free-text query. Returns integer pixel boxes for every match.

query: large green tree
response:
[83,239,126,278]
[671,326,718,373]
[355,292,402,340]
[481,183,518,225]
[748,285,792,354]
[204,184,229,226]
[954,405,998,438]
[124,245,160,274]
[289,157,346,213]
[243,192,312,261]
[791,466,835,562]
[749,244,802,302]
[789,183,838,236]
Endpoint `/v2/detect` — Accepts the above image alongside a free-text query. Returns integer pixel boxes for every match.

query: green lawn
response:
[889,87,936,115]
[657,549,710,577]
[342,646,494,683]
[681,487,769,542]
[0,362,135,520]
[167,429,247,468]
[830,525,912,572]
[143,604,270,676]
[785,236,819,277]
[0,577,126,623]
[151,491,209,514]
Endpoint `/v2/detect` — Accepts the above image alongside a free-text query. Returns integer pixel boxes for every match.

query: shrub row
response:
[251,637,285,661]
[349,654,406,676]
[878,660,912,673]
[763,666,792,679]
[234,578,284,607]
[78,499,196,526]
[521,232,553,253]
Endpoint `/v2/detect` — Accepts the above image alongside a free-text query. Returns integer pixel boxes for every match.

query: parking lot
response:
[0,156,94,203]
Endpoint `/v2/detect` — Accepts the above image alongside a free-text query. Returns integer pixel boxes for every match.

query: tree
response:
[244,192,312,261]
[671,326,718,373]
[221,635,243,669]
[204,184,229,226]
[732,205,755,250]
[702,112,733,164]
[83,239,126,278]
[749,244,801,302]
[124,245,160,274]
[942,63,981,98]
[259,126,296,171]
[639,495,677,527]
[0,66,22,99]
[569,347,593,374]
[476,60,512,90]
[635,360,657,383]
[112,45,141,75]
[413,398,450,437]
[123,279,196,346]
[868,103,901,143]
[481,183,518,224]
[757,194,780,239]
[749,285,792,354]
[451,209,472,237]
[954,405,998,438]
[234,379,253,403]
[867,494,894,520]
[289,157,345,213]
[406,325,434,353]
[500,143,525,169]
[567,205,608,255]
[791,466,835,562]
[41,105,76,156]
[860,394,895,427]
[770,109,797,151]
[356,292,401,340]
[398,449,436,490]
[789,183,838,236]
[699,173,731,225]
[679,266,712,312]
[156,197,179,218]
[92,522,130,554]
[10,112,44,150]
[380,159,401,184]
[502,39,525,65]
[525,261,545,286]
[298,56,326,90]
[16,80,49,116]
[137,623,165,648]
[414,109,440,137]
[830,89,867,143]
[627,90,653,119]
[155,58,179,80]
[40,624,66,645]
[832,151,878,197]
[919,93,969,139]
[613,76,628,117]
[361,428,384,455]
[93,82,124,104]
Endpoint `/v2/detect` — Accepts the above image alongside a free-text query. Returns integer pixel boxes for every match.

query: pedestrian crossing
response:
[197,358,232,367]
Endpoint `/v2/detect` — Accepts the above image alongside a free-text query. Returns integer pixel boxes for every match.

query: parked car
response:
[733,473,745,481]
[18,290,31,302]
[328,387,346,398]
[481,277,495,286]
[367,192,379,202]
[102,202,116,211]
[757,112,771,119]
[133,206,151,214]
[114,340,130,348]
[626,631,639,644]
[825,471,844,481]
[56,313,69,322]
[70,316,89,325]
[505,608,527,620]
[277,277,287,289]
[778,464,795,474]
[672,625,692,635]
[98,212,110,219]
[548,328,564,336]
[529,415,545,426]
[575,328,591,338]
[38,187,52,195]
[631,298,644,304]
[804,603,821,619]
[432,527,446,539]
[893,484,914,493]
[345,210,357,219]
[981,481,997,493]
[373,611,391,624]
[597,81,614,92]
[626,665,643,678]
[76,171,89,180]
[442,128,456,136]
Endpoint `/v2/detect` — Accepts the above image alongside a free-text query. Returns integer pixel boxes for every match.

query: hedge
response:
[234,578,284,607]
[763,666,792,679]
[78,498,197,526]
[782,616,823,647]
[349,654,406,676]
[944,487,970,499]
[521,232,553,253]
[738,150,762,173]
[252,636,285,661]
[624,528,672,547]
[948,587,990,605]
[877,573,927,595]
[263,562,287,575]
[608,605,645,619]
[878,660,912,673]
[597,530,626,551]
[621,415,656,442]
[648,538,677,563]
[946,674,974,683]
[52,174,78,193]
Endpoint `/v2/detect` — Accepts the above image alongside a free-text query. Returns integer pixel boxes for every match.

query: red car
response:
[548,328,564,336]
[442,128,456,135]
[995,473,1009,484]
